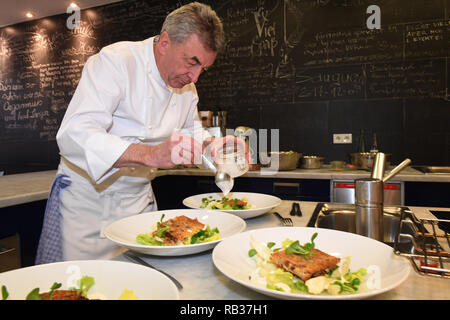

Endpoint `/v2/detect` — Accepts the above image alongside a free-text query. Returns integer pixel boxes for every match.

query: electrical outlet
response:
[333,133,352,144]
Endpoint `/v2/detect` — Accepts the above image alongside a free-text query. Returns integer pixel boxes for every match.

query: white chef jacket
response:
[52,36,209,260]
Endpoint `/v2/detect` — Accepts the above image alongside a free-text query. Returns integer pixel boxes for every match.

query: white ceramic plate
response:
[183,192,282,219]
[212,227,411,300]
[104,209,246,256]
[0,260,179,300]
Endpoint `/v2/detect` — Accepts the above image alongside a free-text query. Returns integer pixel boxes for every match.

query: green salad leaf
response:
[25,282,62,300]
[136,215,220,246]
[70,276,95,298]
[26,288,45,300]
[1,285,9,300]
[189,226,220,244]
[249,235,367,296]
[48,282,62,300]
[155,214,170,238]
[285,232,318,258]
[200,196,251,210]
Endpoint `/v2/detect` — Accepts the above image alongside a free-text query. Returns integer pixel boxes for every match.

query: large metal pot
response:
[268,151,302,171]
[301,155,324,169]
[350,152,391,170]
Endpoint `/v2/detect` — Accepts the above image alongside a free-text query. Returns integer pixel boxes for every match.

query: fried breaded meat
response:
[154,215,205,245]
[39,290,88,300]
[270,249,340,281]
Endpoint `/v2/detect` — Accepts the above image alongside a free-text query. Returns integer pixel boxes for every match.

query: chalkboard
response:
[0,0,449,173]
[0,0,177,173]
[195,0,449,107]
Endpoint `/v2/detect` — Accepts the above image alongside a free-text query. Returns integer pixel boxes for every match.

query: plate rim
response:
[212,226,411,300]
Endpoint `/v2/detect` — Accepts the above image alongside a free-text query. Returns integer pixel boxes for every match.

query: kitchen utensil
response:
[200,142,249,195]
[198,111,213,127]
[355,178,384,241]
[273,212,293,226]
[354,157,412,241]
[301,156,324,169]
[349,152,391,170]
[216,142,249,178]
[355,152,386,241]
[200,153,233,195]
[371,152,386,180]
[383,158,412,183]
[215,111,227,137]
[234,126,257,165]
[124,251,183,290]
[290,202,302,217]
[393,209,449,278]
[269,151,302,171]
[215,171,234,195]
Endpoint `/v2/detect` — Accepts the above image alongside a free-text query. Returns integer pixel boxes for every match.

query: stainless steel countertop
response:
[159,166,450,182]
[0,166,449,208]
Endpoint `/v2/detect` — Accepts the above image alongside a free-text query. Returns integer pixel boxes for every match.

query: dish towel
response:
[35,174,72,265]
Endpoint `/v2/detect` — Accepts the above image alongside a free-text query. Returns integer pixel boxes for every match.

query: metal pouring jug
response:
[355,178,384,241]
[355,153,411,241]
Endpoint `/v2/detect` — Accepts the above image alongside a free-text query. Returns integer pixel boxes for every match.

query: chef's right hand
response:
[149,131,203,169]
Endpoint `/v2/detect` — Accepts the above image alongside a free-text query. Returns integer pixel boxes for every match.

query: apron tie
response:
[35,174,72,265]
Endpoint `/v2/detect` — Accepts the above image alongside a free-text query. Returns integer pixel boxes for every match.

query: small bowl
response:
[331,160,345,171]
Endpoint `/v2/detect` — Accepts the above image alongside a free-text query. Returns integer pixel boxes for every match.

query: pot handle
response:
[383,158,411,183]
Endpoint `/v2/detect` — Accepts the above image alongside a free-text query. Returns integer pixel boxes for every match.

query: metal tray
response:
[413,166,450,174]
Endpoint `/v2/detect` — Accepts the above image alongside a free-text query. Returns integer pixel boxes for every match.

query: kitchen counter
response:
[0,170,56,208]
[160,165,450,182]
[1,166,449,208]
[113,200,450,300]
[0,165,450,208]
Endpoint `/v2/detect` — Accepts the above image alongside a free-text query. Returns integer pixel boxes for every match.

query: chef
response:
[35,2,238,263]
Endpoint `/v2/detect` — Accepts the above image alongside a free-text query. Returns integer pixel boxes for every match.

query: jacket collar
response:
[146,36,170,91]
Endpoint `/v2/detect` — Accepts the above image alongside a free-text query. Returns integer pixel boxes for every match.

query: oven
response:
[331,179,404,205]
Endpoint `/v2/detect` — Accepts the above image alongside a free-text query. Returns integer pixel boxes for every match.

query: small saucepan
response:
[301,156,324,169]
[267,151,302,171]
[349,152,391,170]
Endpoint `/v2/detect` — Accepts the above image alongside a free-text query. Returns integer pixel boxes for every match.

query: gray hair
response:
[161,2,225,53]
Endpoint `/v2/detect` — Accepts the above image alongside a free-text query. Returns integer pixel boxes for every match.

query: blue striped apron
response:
[34,174,72,265]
